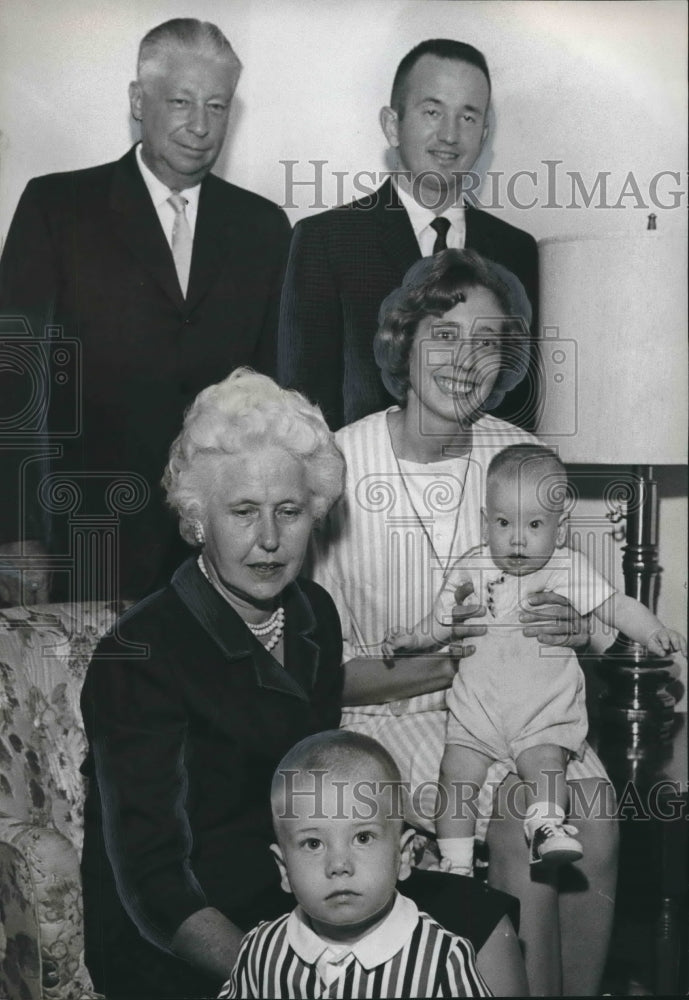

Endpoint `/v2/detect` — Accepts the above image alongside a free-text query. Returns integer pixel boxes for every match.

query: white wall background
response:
[1,0,687,238]
[0,0,687,701]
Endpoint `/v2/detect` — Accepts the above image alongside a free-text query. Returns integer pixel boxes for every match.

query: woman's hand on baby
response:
[646,628,687,658]
[381,628,428,657]
[449,580,487,658]
[519,590,590,648]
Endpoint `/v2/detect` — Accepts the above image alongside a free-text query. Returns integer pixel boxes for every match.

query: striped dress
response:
[219,899,491,998]
[310,408,610,833]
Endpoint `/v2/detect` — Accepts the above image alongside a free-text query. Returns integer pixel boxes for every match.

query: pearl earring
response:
[193,521,205,546]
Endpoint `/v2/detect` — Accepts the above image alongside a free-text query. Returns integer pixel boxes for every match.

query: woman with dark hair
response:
[311,249,618,995]
[372,248,529,415]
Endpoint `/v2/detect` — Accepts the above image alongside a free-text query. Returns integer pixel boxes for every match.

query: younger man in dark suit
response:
[0,18,291,603]
[278,39,538,431]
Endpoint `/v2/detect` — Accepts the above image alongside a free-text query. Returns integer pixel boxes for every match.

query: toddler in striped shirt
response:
[219,730,491,998]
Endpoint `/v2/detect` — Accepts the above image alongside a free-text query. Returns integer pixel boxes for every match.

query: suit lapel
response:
[282,581,320,697]
[108,147,184,307]
[171,559,318,703]
[186,173,239,310]
[369,178,422,275]
[465,205,492,258]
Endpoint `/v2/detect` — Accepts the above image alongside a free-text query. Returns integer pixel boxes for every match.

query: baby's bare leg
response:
[437,744,492,874]
[516,743,569,816]
[517,744,583,869]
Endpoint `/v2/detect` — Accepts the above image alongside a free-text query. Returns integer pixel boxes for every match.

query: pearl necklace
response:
[197,555,285,651]
[246,606,285,651]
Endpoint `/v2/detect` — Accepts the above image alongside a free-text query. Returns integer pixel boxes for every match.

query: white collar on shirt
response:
[135,143,201,216]
[286,891,419,972]
[394,178,466,247]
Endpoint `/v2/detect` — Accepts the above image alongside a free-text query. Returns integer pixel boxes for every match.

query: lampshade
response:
[536,233,687,464]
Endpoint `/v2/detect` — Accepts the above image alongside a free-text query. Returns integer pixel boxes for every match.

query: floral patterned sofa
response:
[0,602,122,1000]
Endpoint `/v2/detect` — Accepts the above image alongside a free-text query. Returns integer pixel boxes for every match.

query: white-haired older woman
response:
[80,370,346,999]
[310,249,618,996]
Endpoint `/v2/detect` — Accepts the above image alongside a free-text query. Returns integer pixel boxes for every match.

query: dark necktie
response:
[430,216,451,254]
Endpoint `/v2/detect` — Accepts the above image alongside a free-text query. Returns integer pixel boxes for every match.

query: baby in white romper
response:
[384,444,686,873]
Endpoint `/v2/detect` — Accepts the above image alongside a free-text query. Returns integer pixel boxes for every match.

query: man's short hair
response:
[137,18,242,79]
[391,39,491,116]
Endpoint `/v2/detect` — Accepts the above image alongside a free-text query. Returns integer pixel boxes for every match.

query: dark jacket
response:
[80,559,343,998]
[278,178,538,430]
[0,148,291,598]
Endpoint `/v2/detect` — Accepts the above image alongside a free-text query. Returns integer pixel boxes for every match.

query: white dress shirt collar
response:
[394,178,466,255]
[135,143,201,242]
[286,891,419,973]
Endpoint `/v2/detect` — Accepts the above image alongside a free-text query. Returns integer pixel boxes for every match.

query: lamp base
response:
[597,635,677,747]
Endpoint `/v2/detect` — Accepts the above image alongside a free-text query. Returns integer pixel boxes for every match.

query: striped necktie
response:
[168,193,193,296]
[430,216,451,254]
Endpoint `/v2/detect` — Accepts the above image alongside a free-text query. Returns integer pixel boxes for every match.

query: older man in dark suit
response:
[0,18,291,602]
[279,39,538,431]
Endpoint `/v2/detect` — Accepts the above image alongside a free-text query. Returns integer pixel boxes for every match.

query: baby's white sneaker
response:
[524,801,583,868]
[528,820,583,867]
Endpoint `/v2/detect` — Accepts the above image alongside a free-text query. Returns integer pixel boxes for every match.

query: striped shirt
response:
[309,408,610,834]
[218,893,491,998]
